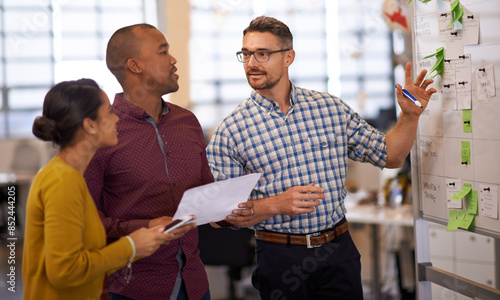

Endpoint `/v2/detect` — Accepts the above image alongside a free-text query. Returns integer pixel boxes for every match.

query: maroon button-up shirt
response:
[85,93,213,300]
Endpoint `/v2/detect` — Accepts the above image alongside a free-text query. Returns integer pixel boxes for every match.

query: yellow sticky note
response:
[450,183,472,201]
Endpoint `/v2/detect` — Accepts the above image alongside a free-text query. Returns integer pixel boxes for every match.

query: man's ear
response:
[82,118,97,135]
[285,49,295,67]
[127,58,142,74]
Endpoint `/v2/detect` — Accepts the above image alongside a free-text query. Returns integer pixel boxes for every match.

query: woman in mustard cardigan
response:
[22,79,196,300]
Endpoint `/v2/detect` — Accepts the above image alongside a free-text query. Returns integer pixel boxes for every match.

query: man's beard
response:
[247,69,281,90]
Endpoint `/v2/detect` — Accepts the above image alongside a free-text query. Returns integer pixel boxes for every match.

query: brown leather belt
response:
[255,220,349,248]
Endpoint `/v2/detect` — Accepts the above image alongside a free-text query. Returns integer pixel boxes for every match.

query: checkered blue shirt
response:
[207,83,387,234]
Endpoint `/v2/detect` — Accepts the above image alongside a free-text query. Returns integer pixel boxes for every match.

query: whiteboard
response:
[413,0,500,238]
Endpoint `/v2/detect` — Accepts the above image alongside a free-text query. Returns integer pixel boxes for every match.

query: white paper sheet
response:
[475,64,496,100]
[479,183,498,219]
[173,173,261,225]
[455,54,472,110]
[441,60,457,111]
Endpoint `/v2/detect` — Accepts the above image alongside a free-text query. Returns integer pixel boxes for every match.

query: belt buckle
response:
[305,232,321,248]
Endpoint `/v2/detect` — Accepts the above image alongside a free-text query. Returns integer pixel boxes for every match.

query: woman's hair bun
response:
[32,116,61,143]
[32,78,102,148]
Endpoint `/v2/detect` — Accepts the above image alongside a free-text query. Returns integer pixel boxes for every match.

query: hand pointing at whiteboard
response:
[387,62,437,168]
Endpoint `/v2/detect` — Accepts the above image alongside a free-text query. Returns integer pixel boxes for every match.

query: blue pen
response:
[395,85,423,108]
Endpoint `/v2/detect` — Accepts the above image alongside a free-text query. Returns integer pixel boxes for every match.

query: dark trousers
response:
[252,229,363,300]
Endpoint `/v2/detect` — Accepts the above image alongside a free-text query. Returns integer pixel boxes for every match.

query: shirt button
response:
[291,142,295,146]
[297,167,301,171]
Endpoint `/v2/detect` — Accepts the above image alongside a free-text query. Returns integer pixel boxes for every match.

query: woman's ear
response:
[127,58,142,74]
[82,118,97,135]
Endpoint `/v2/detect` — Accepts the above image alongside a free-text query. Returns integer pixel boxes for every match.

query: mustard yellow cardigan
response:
[23,157,133,300]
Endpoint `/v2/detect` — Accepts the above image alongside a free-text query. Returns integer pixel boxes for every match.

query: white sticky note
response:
[438,12,454,42]
[479,184,498,219]
[441,60,457,111]
[446,178,463,209]
[461,10,480,46]
[443,7,479,56]
[475,64,496,100]
[445,38,464,59]
[455,54,472,110]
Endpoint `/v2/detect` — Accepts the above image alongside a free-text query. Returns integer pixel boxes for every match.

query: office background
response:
[0,1,496,300]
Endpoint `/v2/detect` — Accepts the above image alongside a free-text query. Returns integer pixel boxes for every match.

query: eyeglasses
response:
[236,49,290,63]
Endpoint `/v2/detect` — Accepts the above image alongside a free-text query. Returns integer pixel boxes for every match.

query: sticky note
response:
[446,210,465,232]
[463,110,472,133]
[450,0,459,11]
[476,64,496,100]
[467,190,478,215]
[461,141,471,165]
[446,210,459,232]
[438,12,453,42]
[446,178,462,209]
[461,11,480,46]
[450,183,472,201]
[459,213,475,229]
[457,210,466,222]
[447,0,463,29]
[455,55,472,110]
[479,184,498,219]
[441,60,457,111]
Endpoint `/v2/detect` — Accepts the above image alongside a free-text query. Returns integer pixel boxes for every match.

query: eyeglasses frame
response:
[236,49,291,63]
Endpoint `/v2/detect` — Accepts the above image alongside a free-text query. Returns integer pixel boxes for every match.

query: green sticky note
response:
[463,110,472,133]
[459,213,475,229]
[447,7,464,28]
[447,210,460,232]
[429,54,444,73]
[467,190,478,215]
[461,141,471,165]
[457,210,466,222]
[450,183,472,201]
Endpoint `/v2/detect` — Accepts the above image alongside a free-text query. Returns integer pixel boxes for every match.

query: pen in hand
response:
[395,84,423,108]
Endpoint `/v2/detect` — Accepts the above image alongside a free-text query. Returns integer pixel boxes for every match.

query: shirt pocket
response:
[307,133,336,149]
[305,132,339,164]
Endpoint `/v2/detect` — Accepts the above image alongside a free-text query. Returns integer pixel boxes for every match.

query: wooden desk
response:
[347,204,414,300]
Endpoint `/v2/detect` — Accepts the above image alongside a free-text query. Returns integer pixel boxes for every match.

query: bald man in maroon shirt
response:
[85,24,212,300]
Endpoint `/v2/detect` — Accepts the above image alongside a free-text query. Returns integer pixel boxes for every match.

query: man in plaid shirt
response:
[207,16,436,300]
